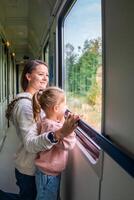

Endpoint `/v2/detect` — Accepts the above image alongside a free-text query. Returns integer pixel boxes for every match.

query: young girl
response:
[32,87,79,200]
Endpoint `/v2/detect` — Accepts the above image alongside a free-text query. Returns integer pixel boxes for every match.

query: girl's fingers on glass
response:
[72,115,79,122]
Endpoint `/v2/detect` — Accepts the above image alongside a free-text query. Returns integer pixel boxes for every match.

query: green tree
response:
[65,43,77,92]
[65,37,101,97]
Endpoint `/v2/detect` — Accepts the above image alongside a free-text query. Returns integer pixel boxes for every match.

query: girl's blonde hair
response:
[33,86,65,121]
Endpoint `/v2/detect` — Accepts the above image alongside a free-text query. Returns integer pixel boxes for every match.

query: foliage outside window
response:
[63,0,102,133]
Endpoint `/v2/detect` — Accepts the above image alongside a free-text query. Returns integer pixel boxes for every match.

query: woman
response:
[0,60,79,200]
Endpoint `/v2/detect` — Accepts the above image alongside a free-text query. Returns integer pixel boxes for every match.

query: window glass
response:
[63,0,102,133]
[0,38,2,102]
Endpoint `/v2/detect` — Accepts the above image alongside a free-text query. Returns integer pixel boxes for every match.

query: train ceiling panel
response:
[0,0,59,63]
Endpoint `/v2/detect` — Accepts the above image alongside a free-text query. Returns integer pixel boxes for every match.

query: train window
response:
[2,43,6,101]
[49,32,56,85]
[9,55,15,99]
[4,45,8,99]
[0,38,2,102]
[63,0,102,133]
[44,42,49,66]
[44,41,54,85]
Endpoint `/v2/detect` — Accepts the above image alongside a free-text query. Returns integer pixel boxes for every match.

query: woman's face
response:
[26,64,49,92]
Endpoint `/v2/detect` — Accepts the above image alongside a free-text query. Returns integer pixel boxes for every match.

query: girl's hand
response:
[54,113,79,141]
[61,113,79,137]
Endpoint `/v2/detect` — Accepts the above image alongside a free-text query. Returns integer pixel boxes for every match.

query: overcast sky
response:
[64,0,101,52]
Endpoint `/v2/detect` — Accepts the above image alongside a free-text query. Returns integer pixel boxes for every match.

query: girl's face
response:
[26,64,49,92]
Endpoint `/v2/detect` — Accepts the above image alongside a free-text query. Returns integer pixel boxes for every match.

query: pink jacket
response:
[35,118,76,175]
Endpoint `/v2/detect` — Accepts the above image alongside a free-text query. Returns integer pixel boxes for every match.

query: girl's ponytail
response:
[32,90,43,122]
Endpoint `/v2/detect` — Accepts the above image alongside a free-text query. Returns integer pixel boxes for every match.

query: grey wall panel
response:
[104,0,134,156]
[101,154,134,200]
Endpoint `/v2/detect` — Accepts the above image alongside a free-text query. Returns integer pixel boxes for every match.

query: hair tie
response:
[38,89,43,95]
[37,89,43,100]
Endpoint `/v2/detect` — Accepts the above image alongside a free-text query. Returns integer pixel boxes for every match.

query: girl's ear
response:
[53,104,59,113]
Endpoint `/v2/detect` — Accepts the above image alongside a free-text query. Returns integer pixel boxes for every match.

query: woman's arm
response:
[14,100,55,153]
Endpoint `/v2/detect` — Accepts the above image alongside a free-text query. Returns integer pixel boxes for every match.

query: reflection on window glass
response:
[63,0,102,133]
